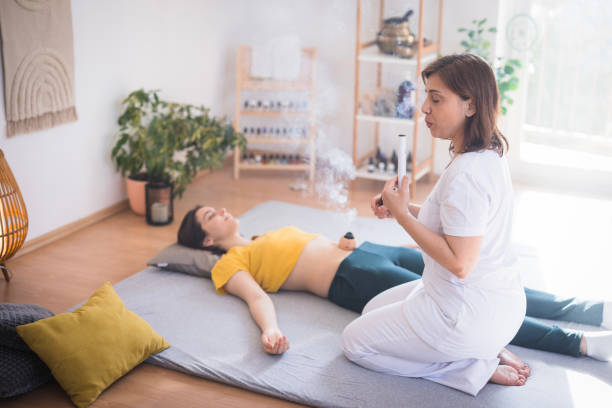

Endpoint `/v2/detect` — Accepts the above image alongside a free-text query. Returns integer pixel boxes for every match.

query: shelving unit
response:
[233,45,317,180]
[353,0,443,198]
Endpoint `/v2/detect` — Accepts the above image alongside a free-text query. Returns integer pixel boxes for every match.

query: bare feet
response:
[490,365,527,386]
[498,348,530,377]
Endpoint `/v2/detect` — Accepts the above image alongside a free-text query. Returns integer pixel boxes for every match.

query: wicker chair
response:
[0,149,28,282]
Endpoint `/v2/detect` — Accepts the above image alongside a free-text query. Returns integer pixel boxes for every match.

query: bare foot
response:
[498,348,530,377]
[490,365,526,386]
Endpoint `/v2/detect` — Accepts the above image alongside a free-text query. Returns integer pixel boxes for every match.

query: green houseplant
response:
[111,89,246,215]
[458,19,522,115]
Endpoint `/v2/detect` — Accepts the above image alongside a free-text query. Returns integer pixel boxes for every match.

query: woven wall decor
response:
[0,0,77,137]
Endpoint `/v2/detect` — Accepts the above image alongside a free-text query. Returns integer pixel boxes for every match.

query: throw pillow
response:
[147,242,219,278]
[16,282,170,408]
[0,345,52,398]
[0,303,54,351]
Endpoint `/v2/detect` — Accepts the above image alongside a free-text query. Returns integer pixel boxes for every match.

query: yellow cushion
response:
[16,282,170,408]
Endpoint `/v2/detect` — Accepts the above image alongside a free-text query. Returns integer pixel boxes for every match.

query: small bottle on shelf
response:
[281,154,287,165]
[288,154,294,164]
[262,153,268,164]
[391,150,398,170]
[367,156,375,173]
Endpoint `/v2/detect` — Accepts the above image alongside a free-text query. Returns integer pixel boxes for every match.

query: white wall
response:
[1,0,239,240]
[0,0,498,241]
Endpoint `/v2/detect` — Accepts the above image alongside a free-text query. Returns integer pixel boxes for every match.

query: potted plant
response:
[111,89,246,218]
[458,19,522,115]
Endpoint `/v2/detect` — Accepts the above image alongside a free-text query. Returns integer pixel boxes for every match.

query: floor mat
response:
[114,201,612,407]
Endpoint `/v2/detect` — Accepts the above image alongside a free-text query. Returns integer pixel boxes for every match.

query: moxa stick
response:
[377,134,408,207]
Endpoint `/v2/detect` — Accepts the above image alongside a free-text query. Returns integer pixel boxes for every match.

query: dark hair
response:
[421,53,509,157]
[177,205,226,255]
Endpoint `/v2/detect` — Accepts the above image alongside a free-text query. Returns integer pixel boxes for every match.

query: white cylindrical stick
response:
[398,134,407,185]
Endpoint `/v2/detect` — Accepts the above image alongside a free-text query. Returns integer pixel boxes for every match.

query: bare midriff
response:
[281,236,352,297]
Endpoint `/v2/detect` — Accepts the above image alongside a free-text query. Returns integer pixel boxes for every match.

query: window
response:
[520,1,612,170]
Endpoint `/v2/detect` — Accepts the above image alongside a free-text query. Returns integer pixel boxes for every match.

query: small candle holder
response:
[145,182,173,226]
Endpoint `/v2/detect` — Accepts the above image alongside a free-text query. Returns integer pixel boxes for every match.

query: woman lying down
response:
[177,206,612,393]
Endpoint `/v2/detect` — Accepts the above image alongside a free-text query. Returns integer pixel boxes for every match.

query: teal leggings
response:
[328,242,604,357]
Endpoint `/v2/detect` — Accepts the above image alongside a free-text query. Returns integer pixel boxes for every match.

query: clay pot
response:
[125,174,148,215]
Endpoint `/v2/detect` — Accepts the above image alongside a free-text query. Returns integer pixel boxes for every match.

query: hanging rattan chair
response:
[0,149,28,282]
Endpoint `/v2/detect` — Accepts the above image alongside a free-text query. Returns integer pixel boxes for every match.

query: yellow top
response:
[211,226,319,294]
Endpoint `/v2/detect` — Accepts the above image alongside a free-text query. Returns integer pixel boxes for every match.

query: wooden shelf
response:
[238,163,310,171]
[240,111,311,118]
[355,165,401,181]
[354,161,431,183]
[234,45,317,181]
[356,114,425,126]
[357,45,439,66]
[241,80,312,91]
[245,137,312,145]
[353,0,443,198]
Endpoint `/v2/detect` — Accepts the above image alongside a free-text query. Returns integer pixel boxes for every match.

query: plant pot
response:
[125,174,148,216]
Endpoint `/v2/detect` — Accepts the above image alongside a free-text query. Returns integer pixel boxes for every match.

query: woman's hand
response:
[381,176,410,219]
[261,328,290,355]
[371,193,392,219]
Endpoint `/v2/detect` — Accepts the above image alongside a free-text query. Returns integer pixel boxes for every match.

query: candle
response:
[150,202,168,223]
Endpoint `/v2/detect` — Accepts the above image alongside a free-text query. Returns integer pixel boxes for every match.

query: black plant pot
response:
[145,182,173,226]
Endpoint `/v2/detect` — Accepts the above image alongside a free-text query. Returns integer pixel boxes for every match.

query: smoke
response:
[312,130,357,228]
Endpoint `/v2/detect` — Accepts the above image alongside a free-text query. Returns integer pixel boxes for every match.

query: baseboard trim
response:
[15,200,129,259]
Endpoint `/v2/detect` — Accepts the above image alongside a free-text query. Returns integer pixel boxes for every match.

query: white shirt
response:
[404,149,526,359]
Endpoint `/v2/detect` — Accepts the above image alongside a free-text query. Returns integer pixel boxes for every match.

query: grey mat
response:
[113,201,612,407]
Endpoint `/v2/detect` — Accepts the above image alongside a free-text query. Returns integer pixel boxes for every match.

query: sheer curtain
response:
[498,0,612,194]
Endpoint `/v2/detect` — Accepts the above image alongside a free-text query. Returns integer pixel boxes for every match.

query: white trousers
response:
[341,281,499,396]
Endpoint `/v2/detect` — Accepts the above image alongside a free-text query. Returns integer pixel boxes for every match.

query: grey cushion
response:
[147,243,220,278]
[0,345,52,398]
[0,303,54,398]
[0,303,54,351]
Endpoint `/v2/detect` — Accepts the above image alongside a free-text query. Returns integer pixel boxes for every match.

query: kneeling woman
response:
[342,53,523,395]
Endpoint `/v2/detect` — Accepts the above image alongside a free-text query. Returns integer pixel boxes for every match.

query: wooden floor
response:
[4,164,612,407]
[2,165,437,408]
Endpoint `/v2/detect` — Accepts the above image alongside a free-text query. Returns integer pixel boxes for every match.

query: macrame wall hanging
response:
[0,0,78,137]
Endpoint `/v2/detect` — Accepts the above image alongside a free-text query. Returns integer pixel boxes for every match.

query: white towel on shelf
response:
[250,36,301,80]
[250,42,273,79]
